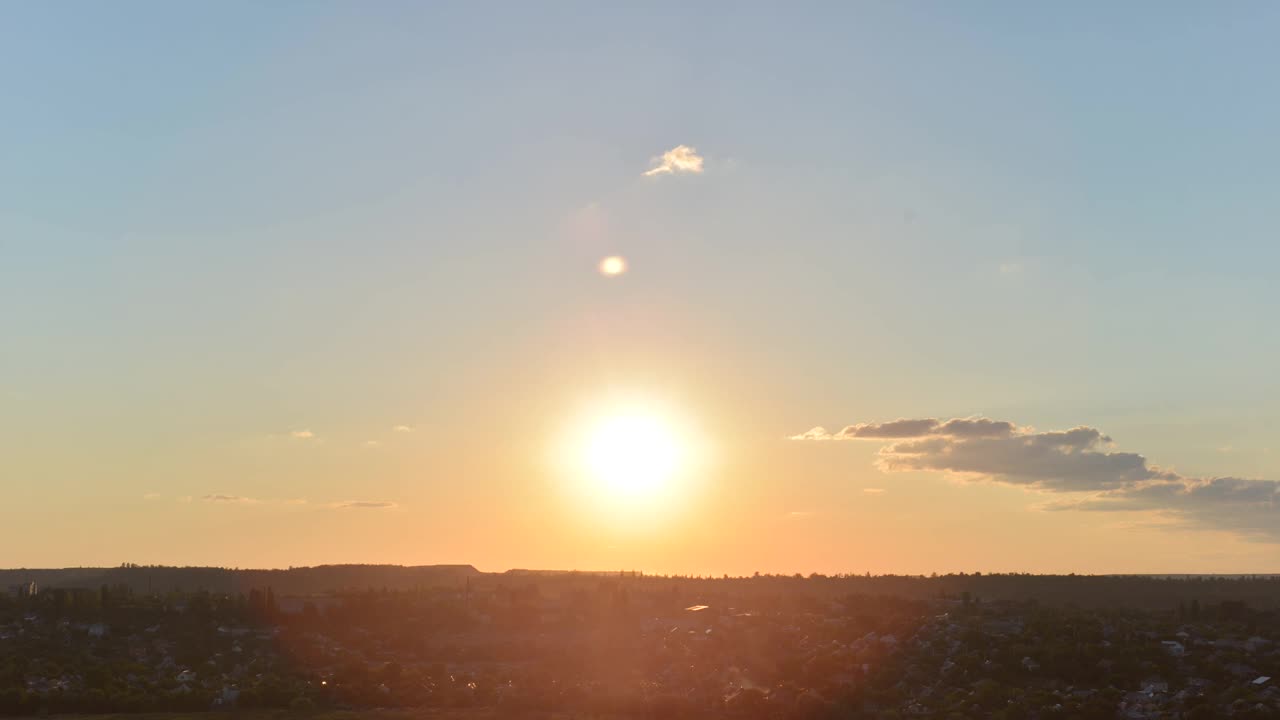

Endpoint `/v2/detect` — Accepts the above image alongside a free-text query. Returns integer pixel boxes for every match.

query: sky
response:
[4,2,1280,574]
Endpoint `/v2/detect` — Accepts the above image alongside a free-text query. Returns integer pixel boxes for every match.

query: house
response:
[1252,676,1271,687]
[1141,679,1169,695]
[1227,663,1258,679]
[1160,640,1185,656]
[176,669,197,684]
[9,582,37,598]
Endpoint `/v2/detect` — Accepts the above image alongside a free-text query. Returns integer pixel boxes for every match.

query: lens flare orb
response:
[598,256,627,276]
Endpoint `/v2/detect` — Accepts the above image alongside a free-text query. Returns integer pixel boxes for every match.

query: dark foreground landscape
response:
[4,566,1280,719]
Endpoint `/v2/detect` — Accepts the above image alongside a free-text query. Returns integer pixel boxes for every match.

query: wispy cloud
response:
[362,440,382,448]
[290,430,315,439]
[142,492,161,500]
[201,494,258,504]
[863,488,887,495]
[392,425,413,433]
[642,145,705,177]
[331,500,397,510]
[788,510,815,518]
[793,415,1280,542]
[197,495,313,508]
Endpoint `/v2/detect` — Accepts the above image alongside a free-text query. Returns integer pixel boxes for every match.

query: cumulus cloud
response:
[642,145,705,177]
[840,418,944,438]
[793,416,1280,542]
[789,427,834,441]
[332,500,397,509]
[793,416,1149,492]
[792,418,1016,441]
[1043,477,1280,540]
[935,417,1019,438]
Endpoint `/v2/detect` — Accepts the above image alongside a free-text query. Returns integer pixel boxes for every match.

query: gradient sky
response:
[4,2,1280,574]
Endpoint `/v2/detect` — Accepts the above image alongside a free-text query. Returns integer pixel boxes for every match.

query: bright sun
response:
[584,414,682,496]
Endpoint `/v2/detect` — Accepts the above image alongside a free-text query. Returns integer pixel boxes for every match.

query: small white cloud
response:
[392,425,413,433]
[788,510,816,518]
[331,500,398,509]
[863,488,887,495]
[362,440,381,448]
[290,430,315,439]
[142,492,161,500]
[643,145,705,177]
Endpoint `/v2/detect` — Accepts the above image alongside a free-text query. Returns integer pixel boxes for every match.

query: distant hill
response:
[0,564,481,595]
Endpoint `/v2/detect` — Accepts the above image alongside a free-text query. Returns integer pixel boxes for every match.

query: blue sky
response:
[3,2,1280,571]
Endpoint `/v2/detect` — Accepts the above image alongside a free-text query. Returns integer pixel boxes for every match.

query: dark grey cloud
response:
[793,416,1280,542]
[934,417,1017,438]
[794,417,1161,491]
[878,433,1160,492]
[1045,477,1280,540]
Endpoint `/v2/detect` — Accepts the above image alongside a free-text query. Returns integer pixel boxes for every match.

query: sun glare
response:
[584,414,680,495]
[554,397,709,527]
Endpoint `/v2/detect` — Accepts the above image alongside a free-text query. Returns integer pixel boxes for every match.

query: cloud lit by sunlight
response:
[643,145,704,177]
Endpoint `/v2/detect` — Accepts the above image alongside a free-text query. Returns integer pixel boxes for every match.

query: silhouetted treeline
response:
[0,564,478,597]
[476,572,1280,611]
[7,566,1280,610]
